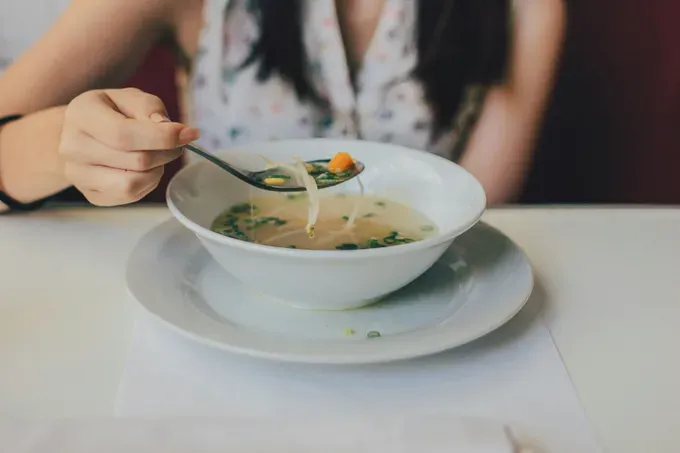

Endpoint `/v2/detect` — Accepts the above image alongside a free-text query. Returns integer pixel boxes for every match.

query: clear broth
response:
[210,193,437,250]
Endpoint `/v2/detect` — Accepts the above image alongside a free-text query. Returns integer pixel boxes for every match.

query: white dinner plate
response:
[127,219,533,364]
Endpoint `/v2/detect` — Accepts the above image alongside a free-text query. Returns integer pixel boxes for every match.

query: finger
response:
[80,182,157,207]
[65,163,163,206]
[60,131,183,171]
[105,88,201,144]
[106,87,169,120]
[69,90,199,151]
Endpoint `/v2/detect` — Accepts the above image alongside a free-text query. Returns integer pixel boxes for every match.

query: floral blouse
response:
[189,0,487,161]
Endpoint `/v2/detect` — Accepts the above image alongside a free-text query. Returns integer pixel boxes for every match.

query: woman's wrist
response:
[0,107,71,205]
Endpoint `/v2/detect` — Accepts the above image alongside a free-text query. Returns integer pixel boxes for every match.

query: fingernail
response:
[150,113,171,123]
[178,127,200,145]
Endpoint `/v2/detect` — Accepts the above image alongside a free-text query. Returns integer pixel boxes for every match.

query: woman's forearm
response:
[460,0,565,205]
[459,90,535,205]
[0,107,70,209]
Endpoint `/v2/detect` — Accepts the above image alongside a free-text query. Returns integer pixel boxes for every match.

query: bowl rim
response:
[166,139,487,260]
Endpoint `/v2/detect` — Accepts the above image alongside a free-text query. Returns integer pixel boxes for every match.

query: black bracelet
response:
[0,114,50,212]
[0,114,22,126]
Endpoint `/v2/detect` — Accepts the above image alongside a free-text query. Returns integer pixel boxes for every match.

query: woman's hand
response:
[59,88,199,206]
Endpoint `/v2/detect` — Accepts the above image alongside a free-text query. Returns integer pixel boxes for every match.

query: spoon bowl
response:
[183,144,364,192]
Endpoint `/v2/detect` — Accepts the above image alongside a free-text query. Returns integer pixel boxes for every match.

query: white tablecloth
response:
[1,207,679,453]
[0,418,521,453]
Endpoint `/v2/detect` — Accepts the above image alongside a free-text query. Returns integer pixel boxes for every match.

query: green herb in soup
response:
[229,203,259,215]
[210,194,437,251]
[336,243,360,250]
[244,216,287,230]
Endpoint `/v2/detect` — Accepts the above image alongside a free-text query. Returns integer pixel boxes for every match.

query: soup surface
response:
[210,193,437,250]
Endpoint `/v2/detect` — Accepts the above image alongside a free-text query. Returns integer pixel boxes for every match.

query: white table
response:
[1,207,679,453]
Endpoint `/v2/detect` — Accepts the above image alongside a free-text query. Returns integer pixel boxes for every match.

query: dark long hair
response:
[243,0,509,138]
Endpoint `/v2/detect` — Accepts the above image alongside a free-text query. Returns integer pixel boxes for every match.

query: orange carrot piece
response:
[328,152,354,173]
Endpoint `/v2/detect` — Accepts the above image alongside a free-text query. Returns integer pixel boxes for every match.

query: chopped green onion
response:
[246,217,287,230]
[383,232,399,245]
[230,203,258,215]
[367,331,381,338]
[368,238,385,248]
[382,231,416,245]
[316,172,335,180]
[221,214,239,225]
[232,231,251,242]
[336,243,359,250]
[306,164,327,176]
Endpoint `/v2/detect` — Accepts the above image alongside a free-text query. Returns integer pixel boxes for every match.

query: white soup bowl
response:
[167,139,486,310]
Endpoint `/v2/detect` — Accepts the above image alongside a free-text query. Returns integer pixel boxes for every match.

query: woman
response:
[0,0,564,211]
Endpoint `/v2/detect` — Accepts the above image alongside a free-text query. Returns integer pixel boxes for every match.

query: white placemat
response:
[114,301,602,453]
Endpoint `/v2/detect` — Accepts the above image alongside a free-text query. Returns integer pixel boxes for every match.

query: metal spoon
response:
[183,143,364,192]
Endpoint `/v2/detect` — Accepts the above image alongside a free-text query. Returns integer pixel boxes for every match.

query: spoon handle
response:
[183,143,251,183]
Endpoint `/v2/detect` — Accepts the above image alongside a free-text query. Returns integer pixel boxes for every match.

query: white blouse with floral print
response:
[189,0,486,161]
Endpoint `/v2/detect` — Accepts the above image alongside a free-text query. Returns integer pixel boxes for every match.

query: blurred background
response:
[2,0,679,204]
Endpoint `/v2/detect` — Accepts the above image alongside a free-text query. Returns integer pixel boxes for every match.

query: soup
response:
[255,152,362,190]
[253,151,363,237]
[210,193,437,250]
